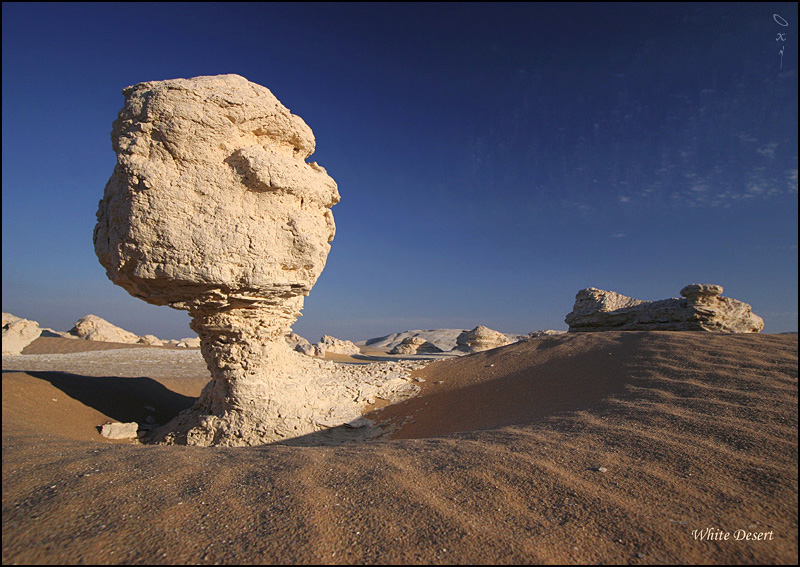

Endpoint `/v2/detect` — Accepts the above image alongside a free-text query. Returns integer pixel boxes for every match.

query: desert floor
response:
[2,331,797,564]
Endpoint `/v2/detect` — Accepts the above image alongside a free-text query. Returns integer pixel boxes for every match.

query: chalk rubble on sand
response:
[95,74,420,446]
[99,422,139,439]
[2,313,42,355]
[565,284,764,333]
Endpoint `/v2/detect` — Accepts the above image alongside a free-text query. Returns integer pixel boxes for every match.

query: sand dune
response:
[2,332,797,564]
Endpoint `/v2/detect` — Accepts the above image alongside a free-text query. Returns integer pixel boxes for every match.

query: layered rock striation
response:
[94,74,418,446]
[389,336,445,355]
[454,325,512,353]
[565,284,764,333]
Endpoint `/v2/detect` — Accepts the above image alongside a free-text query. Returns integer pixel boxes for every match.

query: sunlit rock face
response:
[454,325,512,353]
[2,313,41,355]
[565,284,764,333]
[94,74,339,319]
[94,74,354,445]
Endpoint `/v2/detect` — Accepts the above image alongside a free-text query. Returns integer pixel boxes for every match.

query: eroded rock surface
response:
[94,74,418,446]
[565,284,764,333]
[454,325,512,353]
[2,313,41,355]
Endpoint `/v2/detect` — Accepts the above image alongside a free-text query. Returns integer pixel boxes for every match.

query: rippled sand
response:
[2,332,797,564]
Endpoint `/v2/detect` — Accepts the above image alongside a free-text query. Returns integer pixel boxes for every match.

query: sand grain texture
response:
[2,332,797,564]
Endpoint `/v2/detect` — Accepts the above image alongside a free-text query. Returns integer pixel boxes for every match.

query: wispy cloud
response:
[756,142,779,158]
[788,169,798,193]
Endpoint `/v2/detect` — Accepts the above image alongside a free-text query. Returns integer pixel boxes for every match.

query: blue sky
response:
[3,2,798,340]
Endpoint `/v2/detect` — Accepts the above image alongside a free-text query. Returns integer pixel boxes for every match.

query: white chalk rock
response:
[316,335,360,356]
[94,74,339,315]
[99,422,139,439]
[2,314,42,355]
[138,334,163,346]
[389,336,444,355]
[565,284,764,333]
[94,75,425,447]
[67,314,140,343]
[454,325,511,353]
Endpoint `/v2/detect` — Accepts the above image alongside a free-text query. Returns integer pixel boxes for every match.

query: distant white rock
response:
[319,335,360,355]
[361,329,472,352]
[2,313,42,355]
[176,337,201,348]
[285,332,311,350]
[296,335,360,357]
[527,330,567,338]
[137,334,162,346]
[361,328,528,353]
[565,284,764,333]
[454,325,512,353]
[389,336,444,355]
[68,315,140,343]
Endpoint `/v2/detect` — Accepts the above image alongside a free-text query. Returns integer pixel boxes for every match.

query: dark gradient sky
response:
[2,3,797,340]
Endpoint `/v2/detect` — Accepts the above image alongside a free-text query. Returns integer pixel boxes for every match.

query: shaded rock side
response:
[2,314,42,355]
[565,284,764,333]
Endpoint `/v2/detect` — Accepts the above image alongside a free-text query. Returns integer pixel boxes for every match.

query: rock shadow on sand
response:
[1,370,195,426]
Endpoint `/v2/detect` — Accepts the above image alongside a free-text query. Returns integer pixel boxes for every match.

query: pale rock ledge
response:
[565,284,764,333]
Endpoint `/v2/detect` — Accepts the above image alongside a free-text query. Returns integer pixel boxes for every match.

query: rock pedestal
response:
[95,74,402,446]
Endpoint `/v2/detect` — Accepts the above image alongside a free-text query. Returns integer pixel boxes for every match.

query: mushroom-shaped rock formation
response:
[565,284,764,333]
[94,75,420,446]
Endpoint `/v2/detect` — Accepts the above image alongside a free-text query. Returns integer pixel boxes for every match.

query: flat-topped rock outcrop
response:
[565,284,764,333]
